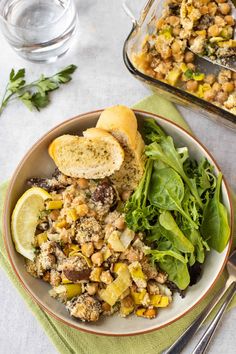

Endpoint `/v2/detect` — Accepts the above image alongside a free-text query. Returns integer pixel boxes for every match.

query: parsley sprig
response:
[0,64,77,115]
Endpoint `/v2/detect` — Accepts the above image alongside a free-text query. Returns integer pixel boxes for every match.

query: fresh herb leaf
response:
[0,64,77,115]
[125,159,155,231]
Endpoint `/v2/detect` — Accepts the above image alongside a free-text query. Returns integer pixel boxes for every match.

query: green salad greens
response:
[124,119,230,291]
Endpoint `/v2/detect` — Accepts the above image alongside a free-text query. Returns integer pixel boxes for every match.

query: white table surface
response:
[0,1,235,353]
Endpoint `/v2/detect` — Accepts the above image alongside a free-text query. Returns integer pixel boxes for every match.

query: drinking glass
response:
[0,0,78,62]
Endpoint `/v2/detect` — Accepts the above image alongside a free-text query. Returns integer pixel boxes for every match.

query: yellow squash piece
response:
[128,261,147,288]
[46,200,63,210]
[37,232,48,246]
[100,265,131,306]
[108,231,125,252]
[67,208,78,221]
[131,289,147,305]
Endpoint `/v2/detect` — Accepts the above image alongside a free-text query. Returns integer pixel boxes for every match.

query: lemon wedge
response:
[11,187,51,260]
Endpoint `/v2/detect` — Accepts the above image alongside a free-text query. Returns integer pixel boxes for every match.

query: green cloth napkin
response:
[0,94,235,354]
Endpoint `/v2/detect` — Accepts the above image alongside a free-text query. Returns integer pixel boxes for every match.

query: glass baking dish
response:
[123,0,236,130]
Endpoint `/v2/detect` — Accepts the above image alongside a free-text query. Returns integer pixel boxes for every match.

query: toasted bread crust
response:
[48,132,124,179]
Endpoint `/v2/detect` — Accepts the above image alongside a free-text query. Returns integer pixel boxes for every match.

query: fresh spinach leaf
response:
[148,166,198,228]
[146,137,203,207]
[148,249,190,290]
[159,211,194,253]
[201,173,230,252]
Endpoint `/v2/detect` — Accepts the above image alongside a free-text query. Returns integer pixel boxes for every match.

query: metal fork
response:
[191,250,236,354]
[163,249,236,354]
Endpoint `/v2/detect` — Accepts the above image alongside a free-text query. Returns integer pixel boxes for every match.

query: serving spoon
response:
[188,0,236,73]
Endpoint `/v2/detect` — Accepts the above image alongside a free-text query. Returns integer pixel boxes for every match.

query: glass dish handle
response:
[122,0,156,26]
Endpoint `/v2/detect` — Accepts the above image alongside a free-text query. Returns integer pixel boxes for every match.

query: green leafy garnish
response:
[201,173,230,252]
[124,118,230,291]
[0,64,77,115]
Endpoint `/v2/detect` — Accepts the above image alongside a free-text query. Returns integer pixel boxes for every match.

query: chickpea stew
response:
[133,0,236,115]
[25,171,172,322]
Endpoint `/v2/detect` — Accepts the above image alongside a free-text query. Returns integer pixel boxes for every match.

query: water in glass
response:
[0,0,78,62]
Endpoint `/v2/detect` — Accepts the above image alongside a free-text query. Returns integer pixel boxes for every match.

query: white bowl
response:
[3,109,233,336]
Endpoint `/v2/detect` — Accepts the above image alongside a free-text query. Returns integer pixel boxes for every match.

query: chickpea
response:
[214,16,225,27]
[215,91,229,104]
[208,25,220,37]
[173,27,181,36]
[102,302,111,313]
[76,204,89,217]
[87,209,97,218]
[224,15,234,26]
[49,209,60,221]
[43,271,50,282]
[156,18,165,30]
[121,190,131,201]
[208,2,217,16]
[171,41,181,54]
[94,239,103,250]
[100,270,113,284]
[222,82,234,93]
[187,63,196,71]
[212,82,222,92]
[204,74,216,85]
[87,282,98,295]
[186,80,198,92]
[232,72,236,80]
[91,251,104,266]
[184,51,195,63]
[200,5,209,15]
[81,242,94,257]
[168,16,180,26]
[78,178,89,189]
[121,295,134,308]
[114,216,126,230]
[155,72,165,80]
[219,3,231,15]
[204,89,216,101]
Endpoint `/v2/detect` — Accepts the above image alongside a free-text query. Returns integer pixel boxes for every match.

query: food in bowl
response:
[133,0,236,114]
[11,105,230,323]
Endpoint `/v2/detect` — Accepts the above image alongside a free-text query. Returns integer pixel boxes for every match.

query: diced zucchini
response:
[100,265,131,306]
[157,296,169,307]
[37,232,47,246]
[128,261,147,288]
[108,231,125,252]
[67,208,78,221]
[120,228,135,249]
[192,72,205,81]
[150,294,162,307]
[120,303,134,317]
[46,200,63,210]
[89,267,102,282]
[167,69,181,86]
[55,219,68,229]
[209,37,224,43]
[131,289,147,305]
